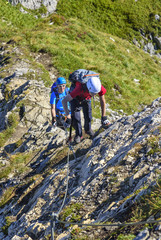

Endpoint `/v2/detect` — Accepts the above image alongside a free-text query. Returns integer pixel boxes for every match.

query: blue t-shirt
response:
[50,88,70,116]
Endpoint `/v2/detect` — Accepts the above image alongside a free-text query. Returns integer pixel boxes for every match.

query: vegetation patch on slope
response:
[57,0,161,41]
[0,0,161,115]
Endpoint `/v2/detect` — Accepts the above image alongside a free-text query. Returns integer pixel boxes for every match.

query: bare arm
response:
[99,95,106,117]
[62,93,73,118]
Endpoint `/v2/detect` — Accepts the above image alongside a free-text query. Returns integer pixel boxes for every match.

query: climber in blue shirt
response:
[50,77,70,127]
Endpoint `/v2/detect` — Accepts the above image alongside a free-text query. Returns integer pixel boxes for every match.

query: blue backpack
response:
[51,82,57,93]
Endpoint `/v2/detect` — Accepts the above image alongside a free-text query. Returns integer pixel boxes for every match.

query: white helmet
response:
[87,77,101,94]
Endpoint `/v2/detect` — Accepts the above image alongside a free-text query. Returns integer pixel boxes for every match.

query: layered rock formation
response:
[0,42,161,240]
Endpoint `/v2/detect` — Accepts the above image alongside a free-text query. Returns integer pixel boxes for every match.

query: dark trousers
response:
[71,99,92,137]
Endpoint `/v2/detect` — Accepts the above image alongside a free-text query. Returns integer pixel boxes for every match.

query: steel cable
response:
[51,114,77,240]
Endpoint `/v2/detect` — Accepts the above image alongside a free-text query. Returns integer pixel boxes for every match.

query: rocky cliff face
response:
[0,42,161,240]
[9,0,58,15]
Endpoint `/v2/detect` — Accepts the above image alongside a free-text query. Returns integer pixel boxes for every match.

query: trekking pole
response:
[59,114,77,159]
[68,117,73,142]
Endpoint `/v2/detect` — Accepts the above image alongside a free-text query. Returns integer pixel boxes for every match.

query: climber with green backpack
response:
[62,69,110,144]
[50,77,70,128]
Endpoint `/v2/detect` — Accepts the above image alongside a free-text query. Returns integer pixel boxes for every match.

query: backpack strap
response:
[65,87,69,95]
[55,88,69,116]
[81,83,88,92]
[83,73,99,78]
[55,91,59,115]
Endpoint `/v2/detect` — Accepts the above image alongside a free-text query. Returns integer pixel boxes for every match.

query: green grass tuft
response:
[57,0,161,41]
[0,0,161,116]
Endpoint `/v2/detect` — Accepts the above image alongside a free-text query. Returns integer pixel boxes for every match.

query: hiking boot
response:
[85,129,94,139]
[74,135,83,144]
